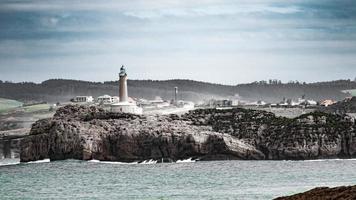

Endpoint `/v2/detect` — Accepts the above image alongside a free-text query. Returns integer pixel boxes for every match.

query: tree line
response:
[0,79,355,103]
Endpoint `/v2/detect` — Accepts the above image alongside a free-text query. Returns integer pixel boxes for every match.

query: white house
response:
[97,95,113,104]
[74,96,94,103]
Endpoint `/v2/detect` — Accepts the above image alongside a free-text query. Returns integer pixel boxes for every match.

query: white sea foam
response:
[88,159,100,163]
[140,159,157,164]
[0,159,20,166]
[26,159,50,164]
[88,159,138,165]
[176,157,197,163]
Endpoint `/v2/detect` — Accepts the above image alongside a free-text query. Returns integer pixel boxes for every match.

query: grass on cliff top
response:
[23,104,51,113]
[342,89,356,96]
[0,98,51,114]
[0,98,23,113]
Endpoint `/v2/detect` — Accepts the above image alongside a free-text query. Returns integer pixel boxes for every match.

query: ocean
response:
[1,159,356,199]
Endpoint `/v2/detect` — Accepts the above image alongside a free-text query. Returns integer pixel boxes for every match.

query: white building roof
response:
[98,95,112,99]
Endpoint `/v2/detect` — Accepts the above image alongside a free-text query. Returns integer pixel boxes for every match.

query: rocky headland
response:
[20,105,356,162]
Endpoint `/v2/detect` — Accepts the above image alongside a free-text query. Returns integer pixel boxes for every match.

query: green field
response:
[0,98,51,114]
[342,89,356,96]
[23,104,51,113]
[0,98,23,113]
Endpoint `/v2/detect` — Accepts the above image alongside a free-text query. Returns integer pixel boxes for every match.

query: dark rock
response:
[182,108,356,160]
[275,185,356,200]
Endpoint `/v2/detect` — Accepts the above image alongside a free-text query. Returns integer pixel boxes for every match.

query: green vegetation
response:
[342,89,356,96]
[0,98,23,113]
[0,98,50,114]
[23,104,50,113]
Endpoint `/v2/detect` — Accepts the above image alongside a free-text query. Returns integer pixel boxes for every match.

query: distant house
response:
[299,99,317,106]
[307,100,317,106]
[148,97,170,108]
[111,96,120,103]
[97,95,114,104]
[210,99,233,107]
[97,95,121,104]
[231,100,239,106]
[256,100,267,106]
[74,96,94,103]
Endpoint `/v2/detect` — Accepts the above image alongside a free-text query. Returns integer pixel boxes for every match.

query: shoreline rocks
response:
[20,105,356,162]
[274,185,356,200]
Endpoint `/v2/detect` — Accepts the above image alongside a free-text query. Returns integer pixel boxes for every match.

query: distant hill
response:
[0,79,355,103]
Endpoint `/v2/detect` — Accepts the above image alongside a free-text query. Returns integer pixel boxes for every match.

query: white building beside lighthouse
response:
[110,65,143,114]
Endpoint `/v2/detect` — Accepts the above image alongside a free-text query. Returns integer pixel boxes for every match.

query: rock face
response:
[274,185,356,200]
[20,105,263,162]
[183,108,356,160]
[20,105,356,162]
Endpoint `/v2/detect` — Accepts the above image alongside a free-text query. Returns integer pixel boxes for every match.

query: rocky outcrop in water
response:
[274,185,356,200]
[20,105,356,162]
[20,105,263,162]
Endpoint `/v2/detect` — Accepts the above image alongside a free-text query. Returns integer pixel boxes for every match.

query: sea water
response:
[1,159,356,200]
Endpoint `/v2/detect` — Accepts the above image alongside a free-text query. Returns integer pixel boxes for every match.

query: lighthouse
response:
[119,65,128,102]
[110,65,143,114]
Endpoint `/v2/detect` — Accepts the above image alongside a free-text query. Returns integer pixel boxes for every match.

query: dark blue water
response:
[1,159,356,199]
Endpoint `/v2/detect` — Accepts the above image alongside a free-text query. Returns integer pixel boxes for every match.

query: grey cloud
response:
[0,0,355,84]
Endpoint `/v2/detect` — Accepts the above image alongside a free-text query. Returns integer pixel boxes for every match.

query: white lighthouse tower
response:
[119,65,128,102]
[111,65,143,114]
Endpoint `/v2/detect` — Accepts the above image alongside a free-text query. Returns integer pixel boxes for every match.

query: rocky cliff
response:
[183,108,356,160]
[20,105,264,162]
[20,105,356,162]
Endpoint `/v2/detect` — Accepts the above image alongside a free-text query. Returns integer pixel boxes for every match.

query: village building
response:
[74,96,94,103]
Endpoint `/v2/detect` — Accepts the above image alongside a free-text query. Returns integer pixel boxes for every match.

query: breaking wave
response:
[139,159,157,164]
[88,159,139,165]
[176,158,197,163]
[0,159,20,166]
[89,159,158,165]
[26,159,50,164]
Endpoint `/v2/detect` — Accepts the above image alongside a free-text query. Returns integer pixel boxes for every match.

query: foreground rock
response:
[21,105,356,162]
[275,185,356,200]
[20,105,263,162]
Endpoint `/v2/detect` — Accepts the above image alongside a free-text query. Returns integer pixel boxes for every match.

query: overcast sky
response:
[0,0,355,84]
